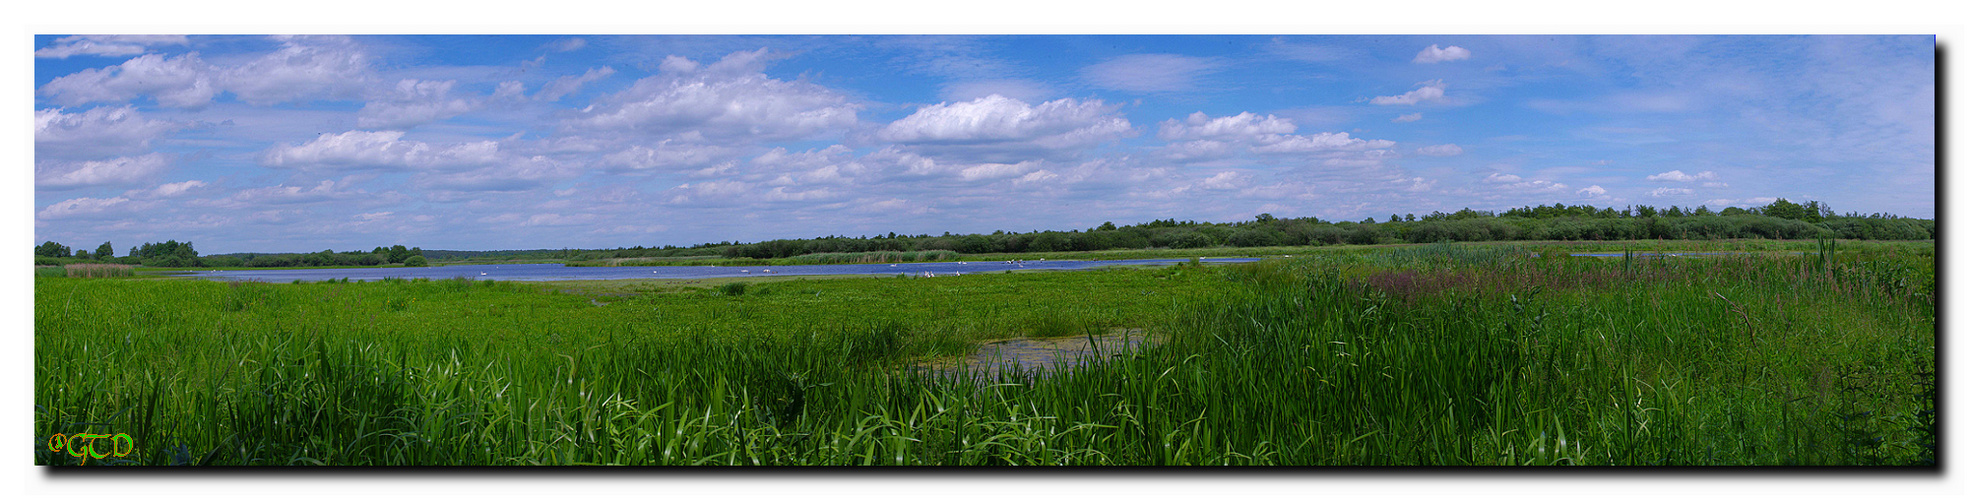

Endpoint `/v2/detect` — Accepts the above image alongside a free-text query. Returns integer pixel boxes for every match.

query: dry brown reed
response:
[64,263,134,278]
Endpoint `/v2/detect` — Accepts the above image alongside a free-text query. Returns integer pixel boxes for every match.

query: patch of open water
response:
[914,329,1158,379]
[172,257,1258,283]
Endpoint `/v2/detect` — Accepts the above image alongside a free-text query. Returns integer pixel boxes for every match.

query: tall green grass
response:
[34,242,1932,465]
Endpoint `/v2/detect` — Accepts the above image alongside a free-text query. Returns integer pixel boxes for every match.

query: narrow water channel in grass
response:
[172,257,1259,283]
[915,329,1159,378]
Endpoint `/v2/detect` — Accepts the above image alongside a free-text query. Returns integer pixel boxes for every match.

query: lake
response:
[172,257,1260,283]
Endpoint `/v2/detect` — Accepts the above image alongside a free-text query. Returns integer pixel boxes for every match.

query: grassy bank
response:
[34,241,1932,465]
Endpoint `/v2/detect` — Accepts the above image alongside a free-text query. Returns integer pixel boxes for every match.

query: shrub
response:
[403,255,429,267]
[720,282,747,296]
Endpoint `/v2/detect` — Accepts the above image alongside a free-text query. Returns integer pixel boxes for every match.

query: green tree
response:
[95,241,114,259]
[35,241,70,258]
[387,245,410,263]
[1763,198,1807,220]
[403,255,429,267]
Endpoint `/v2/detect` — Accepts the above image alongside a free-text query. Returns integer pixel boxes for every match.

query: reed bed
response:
[62,263,135,278]
[33,241,1932,465]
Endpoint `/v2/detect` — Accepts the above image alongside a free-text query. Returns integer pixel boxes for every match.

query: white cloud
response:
[570,49,857,142]
[149,180,210,198]
[957,161,1042,182]
[600,140,729,172]
[1392,113,1423,123]
[1648,187,1697,197]
[876,95,1132,162]
[1370,80,1448,105]
[1158,140,1236,162]
[38,36,373,108]
[1250,132,1394,154]
[1706,197,1778,207]
[35,106,182,159]
[1578,185,1608,197]
[1646,169,1719,182]
[36,35,189,59]
[1157,112,1296,141]
[1081,54,1223,93]
[1199,171,1247,191]
[357,79,482,129]
[536,66,616,102]
[1416,144,1464,156]
[413,156,577,192]
[1484,173,1568,192]
[220,36,373,105]
[261,130,503,171]
[665,179,751,205]
[37,153,172,189]
[38,53,217,108]
[37,196,134,220]
[1702,181,1730,188]
[1413,45,1472,63]
[550,38,588,52]
[222,180,362,206]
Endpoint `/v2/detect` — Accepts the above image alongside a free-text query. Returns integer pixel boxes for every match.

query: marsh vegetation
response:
[34,240,1933,465]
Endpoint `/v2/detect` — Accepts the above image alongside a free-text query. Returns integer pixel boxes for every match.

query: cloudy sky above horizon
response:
[33,35,1934,254]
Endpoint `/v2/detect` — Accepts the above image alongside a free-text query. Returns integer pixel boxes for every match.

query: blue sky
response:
[31,35,1935,253]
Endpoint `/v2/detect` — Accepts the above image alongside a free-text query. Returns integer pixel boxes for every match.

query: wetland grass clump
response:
[32,241,1932,465]
[62,263,135,278]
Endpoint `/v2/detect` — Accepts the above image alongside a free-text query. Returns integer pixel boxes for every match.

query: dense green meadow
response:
[34,240,1933,465]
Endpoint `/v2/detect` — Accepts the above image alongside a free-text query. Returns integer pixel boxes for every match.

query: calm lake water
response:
[173,257,1259,283]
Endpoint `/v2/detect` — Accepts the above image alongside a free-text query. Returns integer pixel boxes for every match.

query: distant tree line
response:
[34,240,427,268]
[35,198,1932,267]
[559,198,1930,262]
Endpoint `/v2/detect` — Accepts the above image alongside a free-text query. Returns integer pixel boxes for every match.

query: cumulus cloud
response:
[876,94,1132,162]
[357,79,482,129]
[957,161,1044,182]
[1483,173,1568,192]
[1412,45,1472,63]
[1157,112,1296,141]
[38,196,135,220]
[147,180,209,198]
[1646,169,1719,182]
[38,36,373,108]
[569,49,857,142]
[1081,54,1224,93]
[1578,185,1608,197]
[1199,171,1247,190]
[1249,132,1394,154]
[599,140,729,172]
[38,53,217,108]
[1392,113,1422,123]
[1416,144,1464,156]
[37,153,172,190]
[36,35,189,59]
[1371,80,1448,105]
[220,36,373,105]
[35,105,182,159]
[261,130,504,171]
[1648,187,1696,197]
